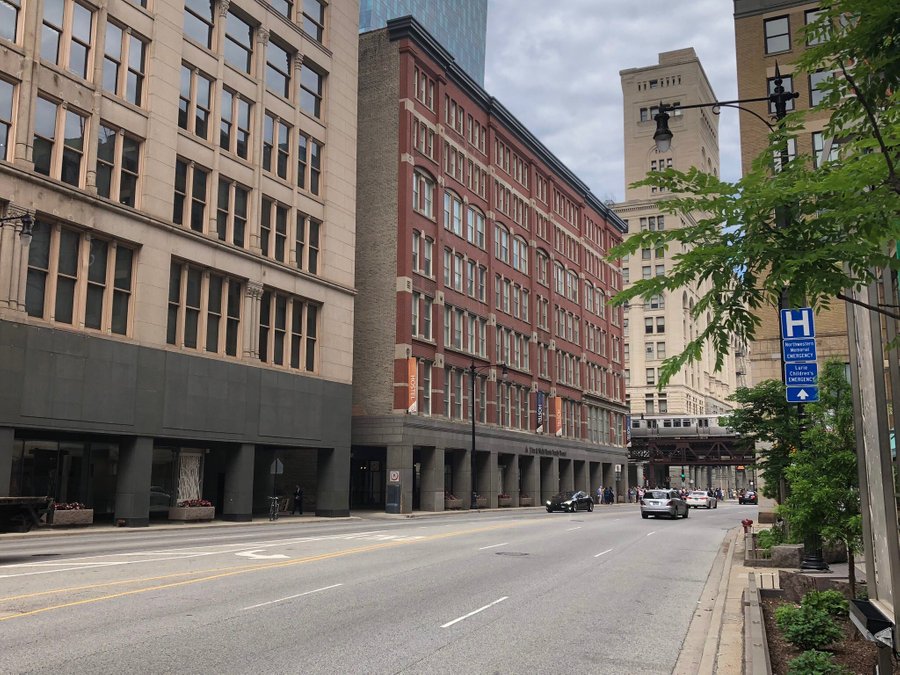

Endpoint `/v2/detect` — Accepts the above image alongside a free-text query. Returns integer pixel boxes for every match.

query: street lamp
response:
[469,361,508,510]
[1,212,34,244]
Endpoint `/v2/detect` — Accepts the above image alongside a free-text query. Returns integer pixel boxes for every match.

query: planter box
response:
[51,508,93,527]
[444,498,463,510]
[498,497,512,507]
[519,497,534,507]
[475,497,488,509]
[168,506,215,522]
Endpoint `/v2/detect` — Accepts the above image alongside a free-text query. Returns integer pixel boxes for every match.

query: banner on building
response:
[536,391,545,433]
[625,414,631,447]
[407,358,418,414]
[551,396,562,437]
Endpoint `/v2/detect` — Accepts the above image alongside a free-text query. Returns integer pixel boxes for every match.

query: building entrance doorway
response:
[350,447,385,509]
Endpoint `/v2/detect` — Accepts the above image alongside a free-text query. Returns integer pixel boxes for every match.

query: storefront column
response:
[387,445,413,514]
[559,458,574,492]
[455,448,472,509]
[520,455,539,505]
[0,427,13,496]
[540,456,558,505]
[222,443,255,521]
[601,462,614,493]
[419,446,445,512]
[503,455,519,506]
[616,463,627,503]
[478,450,498,508]
[114,436,153,527]
[589,461,602,498]
[316,446,350,517]
[574,460,588,494]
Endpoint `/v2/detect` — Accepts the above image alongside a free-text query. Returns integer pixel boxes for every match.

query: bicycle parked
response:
[268,496,281,521]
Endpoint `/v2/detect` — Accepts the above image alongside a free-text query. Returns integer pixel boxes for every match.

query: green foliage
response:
[802,590,848,617]
[775,603,844,650]
[756,527,785,550]
[787,650,850,675]
[607,0,900,388]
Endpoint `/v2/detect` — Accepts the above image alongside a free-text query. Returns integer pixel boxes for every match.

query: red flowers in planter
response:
[53,502,87,510]
[498,493,511,499]
[178,499,213,508]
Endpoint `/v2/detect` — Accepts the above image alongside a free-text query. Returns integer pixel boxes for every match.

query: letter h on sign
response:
[780,308,815,339]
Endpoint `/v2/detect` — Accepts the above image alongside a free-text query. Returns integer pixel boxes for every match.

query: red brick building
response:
[352,17,630,512]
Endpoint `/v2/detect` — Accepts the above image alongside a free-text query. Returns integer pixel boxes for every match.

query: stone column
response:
[419,446,445,511]
[0,427,14,497]
[479,450,498,508]
[601,462,614,493]
[559,458,574,491]
[589,461,602,498]
[242,281,263,359]
[115,436,153,527]
[573,459,588,493]
[222,443,255,521]
[454,448,472,509]
[616,464,627,503]
[540,456,558,504]
[504,455,519,506]
[387,445,413,514]
[521,455,539,505]
[316,446,350,516]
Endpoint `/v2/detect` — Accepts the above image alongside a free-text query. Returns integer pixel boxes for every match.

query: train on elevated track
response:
[630,414,737,439]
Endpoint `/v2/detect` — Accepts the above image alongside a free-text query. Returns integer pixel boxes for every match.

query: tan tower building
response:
[614,49,746,490]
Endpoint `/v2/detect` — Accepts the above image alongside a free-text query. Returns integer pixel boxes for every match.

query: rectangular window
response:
[42,0,93,79]
[764,16,790,54]
[224,10,253,74]
[0,0,21,43]
[297,134,323,194]
[295,213,320,274]
[301,0,324,42]
[808,70,831,107]
[220,89,251,159]
[656,317,665,333]
[805,9,825,45]
[184,0,215,48]
[173,158,209,232]
[0,78,13,161]
[269,0,292,20]
[263,113,290,179]
[260,197,289,263]
[96,124,140,207]
[33,96,87,187]
[299,63,323,118]
[179,65,213,140]
[168,260,242,355]
[266,40,291,99]
[215,178,249,248]
[420,361,432,415]
[423,238,433,277]
[103,24,146,106]
[26,221,134,334]
[259,289,317,370]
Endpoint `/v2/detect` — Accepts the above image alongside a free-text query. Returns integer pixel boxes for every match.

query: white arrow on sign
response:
[797,389,810,400]
[236,549,289,560]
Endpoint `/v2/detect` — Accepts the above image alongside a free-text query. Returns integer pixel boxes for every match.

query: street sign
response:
[781,307,816,339]
[783,337,817,363]
[785,362,818,386]
[787,386,819,403]
[388,470,400,483]
[270,459,284,475]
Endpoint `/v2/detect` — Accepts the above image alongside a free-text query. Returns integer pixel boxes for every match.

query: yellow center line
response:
[0,521,531,619]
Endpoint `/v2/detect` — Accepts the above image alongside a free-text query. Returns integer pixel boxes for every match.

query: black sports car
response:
[546,490,594,513]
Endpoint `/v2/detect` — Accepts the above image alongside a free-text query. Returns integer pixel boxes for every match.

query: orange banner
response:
[407,357,418,414]
[551,396,562,436]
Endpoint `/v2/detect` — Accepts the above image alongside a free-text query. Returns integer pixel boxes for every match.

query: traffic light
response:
[681,471,686,480]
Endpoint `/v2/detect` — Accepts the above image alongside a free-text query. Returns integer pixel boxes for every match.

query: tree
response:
[607,0,900,387]
[779,361,862,594]
[720,380,800,502]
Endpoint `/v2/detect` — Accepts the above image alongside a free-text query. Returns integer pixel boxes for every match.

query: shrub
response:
[178,499,213,508]
[776,603,843,650]
[787,650,850,675]
[756,528,785,549]
[802,590,848,617]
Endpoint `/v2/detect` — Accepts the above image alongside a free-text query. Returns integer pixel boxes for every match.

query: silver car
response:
[640,489,689,519]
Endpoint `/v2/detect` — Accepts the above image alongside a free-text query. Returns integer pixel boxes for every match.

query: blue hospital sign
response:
[780,308,815,339]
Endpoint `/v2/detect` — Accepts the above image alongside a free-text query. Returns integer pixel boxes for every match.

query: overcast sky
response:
[484,0,740,203]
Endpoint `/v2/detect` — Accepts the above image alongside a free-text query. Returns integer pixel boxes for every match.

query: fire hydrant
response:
[741,518,754,533]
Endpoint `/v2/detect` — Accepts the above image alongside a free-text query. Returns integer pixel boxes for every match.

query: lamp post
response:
[469,361,507,510]
[0,212,34,243]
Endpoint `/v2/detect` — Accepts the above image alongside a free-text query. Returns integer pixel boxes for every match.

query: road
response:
[0,501,749,674]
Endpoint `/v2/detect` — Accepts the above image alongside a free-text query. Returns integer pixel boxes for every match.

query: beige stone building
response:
[0,0,358,522]
[734,0,848,384]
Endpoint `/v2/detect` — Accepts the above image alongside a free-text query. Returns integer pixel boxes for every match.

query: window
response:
[646,368,655,386]
[26,221,134,335]
[494,224,510,263]
[413,118,434,159]
[536,250,549,286]
[299,63,323,118]
[0,0,20,42]
[173,158,209,231]
[443,191,463,236]
[773,137,797,172]
[263,113,290,179]
[215,179,249,248]
[422,237,433,276]
[805,9,825,45]
[768,76,795,113]
[764,16,790,54]
[266,40,291,99]
[412,170,434,217]
[0,79,12,161]
[655,264,665,277]
[297,133,322,195]
[466,206,485,248]
[179,66,213,139]
[183,0,215,49]
[33,96,87,187]
[167,261,241,356]
[512,236,528,273]
[296,213,320,274]
[808,71,831,107]
[260,197,289,263]
[224,10,253,73]
[413,66,434,110]
[657,341,666,359]
[42,0,93,79]
[220,89,251,159]
[96,124,140,207]
[644,317,653,334]
[259,290,318,371]
[103,24,146,106]
[812,131,840,168]
[269,0,292,20]
[301,0,325,42]
[656,316,665,333]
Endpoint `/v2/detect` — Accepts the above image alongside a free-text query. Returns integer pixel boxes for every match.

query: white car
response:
[686,490,718,509]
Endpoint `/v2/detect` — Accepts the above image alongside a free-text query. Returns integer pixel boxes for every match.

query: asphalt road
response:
[0,501,749,674]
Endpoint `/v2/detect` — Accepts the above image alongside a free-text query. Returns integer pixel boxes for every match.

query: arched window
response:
[494,223,510,263]
[554,262,565,295]
[512,235,528,273]
[536,249,549,286]
[412,169,435,218]
[443,189,463,236]
[466,206,485,249]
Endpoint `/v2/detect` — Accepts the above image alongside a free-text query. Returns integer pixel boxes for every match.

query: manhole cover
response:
[495,551,528,557]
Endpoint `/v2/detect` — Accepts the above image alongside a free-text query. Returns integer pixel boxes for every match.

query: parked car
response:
[546,490,594,513]
[739,490,758,505]
[640,489,689,519]
[686,490,718,509]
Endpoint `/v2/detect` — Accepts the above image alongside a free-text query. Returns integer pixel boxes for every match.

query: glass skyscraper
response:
[359,0,488,84]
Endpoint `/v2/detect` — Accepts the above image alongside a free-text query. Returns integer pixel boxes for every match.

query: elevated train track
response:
[628,414,756,466]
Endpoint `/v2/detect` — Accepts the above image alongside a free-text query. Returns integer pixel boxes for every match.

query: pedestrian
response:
[293,484,304,515]
[596,486,602,504]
